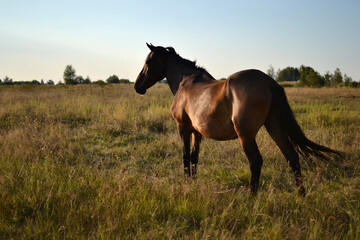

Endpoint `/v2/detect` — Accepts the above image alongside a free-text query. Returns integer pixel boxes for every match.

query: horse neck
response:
[164,62,187,95]
[165,58,212,95]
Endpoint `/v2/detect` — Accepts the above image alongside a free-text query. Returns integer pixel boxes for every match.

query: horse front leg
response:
[178,124,191,177]
[190,132,202,177]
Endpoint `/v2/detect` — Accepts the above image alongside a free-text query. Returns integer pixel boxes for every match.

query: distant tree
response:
[351,82,360,88]
[63,65,78,85]
[31,80,40,85]
[106,75,120,84]
[277,67,299,82]
[83,76,91,84]
[57,81,65,86]
[3,76,13,85]
[11,81,20,85]
[0,79,2,85]
[218,78,227,81]
[119,78,131,84]
[75,75,84,84]
[344,74,352,83]
[323,71,333,86]
[267,65,277,79]
[299,65,324,87]
[47,80,55,85]
[330,68,343,86]
[41,79,44,85]
[344,74,353,86]
[93,80,106,85]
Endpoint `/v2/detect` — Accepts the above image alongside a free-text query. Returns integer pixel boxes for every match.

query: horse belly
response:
[191,112,237,141]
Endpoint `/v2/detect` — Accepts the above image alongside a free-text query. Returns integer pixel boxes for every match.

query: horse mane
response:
[163,46,207,73]
[152,45,214,81]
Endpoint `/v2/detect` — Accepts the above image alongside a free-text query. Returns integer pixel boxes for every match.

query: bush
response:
[277,67,299,82]
[119,79,131,84]
[299,65,325,87]
[106,75,121,84]
[92,80,106,86]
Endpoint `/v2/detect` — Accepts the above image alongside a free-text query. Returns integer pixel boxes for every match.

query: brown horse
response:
[134,43,340,194]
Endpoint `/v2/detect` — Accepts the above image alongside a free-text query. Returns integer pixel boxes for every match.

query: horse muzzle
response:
[134,85,146,95]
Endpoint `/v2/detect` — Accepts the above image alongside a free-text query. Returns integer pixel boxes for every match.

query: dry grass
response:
[0,84,359,239]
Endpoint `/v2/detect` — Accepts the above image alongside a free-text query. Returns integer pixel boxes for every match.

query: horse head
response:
[134,43,169,94]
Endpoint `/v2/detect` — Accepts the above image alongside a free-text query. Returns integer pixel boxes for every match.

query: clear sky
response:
[1,0,360,83]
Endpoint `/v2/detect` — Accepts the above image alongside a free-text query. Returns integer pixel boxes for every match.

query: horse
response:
[134,43,340,195]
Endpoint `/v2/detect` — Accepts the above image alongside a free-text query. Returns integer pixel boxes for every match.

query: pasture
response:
[0,84,359,239]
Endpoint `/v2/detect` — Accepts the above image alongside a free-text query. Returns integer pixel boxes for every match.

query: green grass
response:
[0,84,359,239]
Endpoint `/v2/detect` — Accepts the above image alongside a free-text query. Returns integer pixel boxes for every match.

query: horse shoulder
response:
[171,89,189,126]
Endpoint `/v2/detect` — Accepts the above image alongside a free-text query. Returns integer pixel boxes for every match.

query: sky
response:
[1,0,360,83]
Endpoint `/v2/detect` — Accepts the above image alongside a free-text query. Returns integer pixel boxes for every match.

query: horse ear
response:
[146,43,156,52]
[166,47,176,54]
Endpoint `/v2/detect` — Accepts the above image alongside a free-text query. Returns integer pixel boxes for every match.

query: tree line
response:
[1,64,359,87]
[267,65,359,88]
[62,65,130,85]
[0,65,130,86]
[0,76,55,86]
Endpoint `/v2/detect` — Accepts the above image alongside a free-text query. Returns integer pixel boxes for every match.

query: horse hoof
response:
[184,167,191,177]
[298,187,306,197]
[191,164,197,177]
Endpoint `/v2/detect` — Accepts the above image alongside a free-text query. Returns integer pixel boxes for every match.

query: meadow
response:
[0,84,359,239]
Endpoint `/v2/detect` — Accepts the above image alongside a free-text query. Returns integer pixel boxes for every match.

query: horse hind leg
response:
[265,116,306,195]
[190,132,202,176]
[240,136,263,194]
[232,109,265,194]
[233,121,263,193]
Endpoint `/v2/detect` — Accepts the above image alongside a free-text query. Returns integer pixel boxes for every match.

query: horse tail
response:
[270,83,341,163]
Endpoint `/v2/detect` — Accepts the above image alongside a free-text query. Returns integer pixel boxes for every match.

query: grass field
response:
[0,84,359,239]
